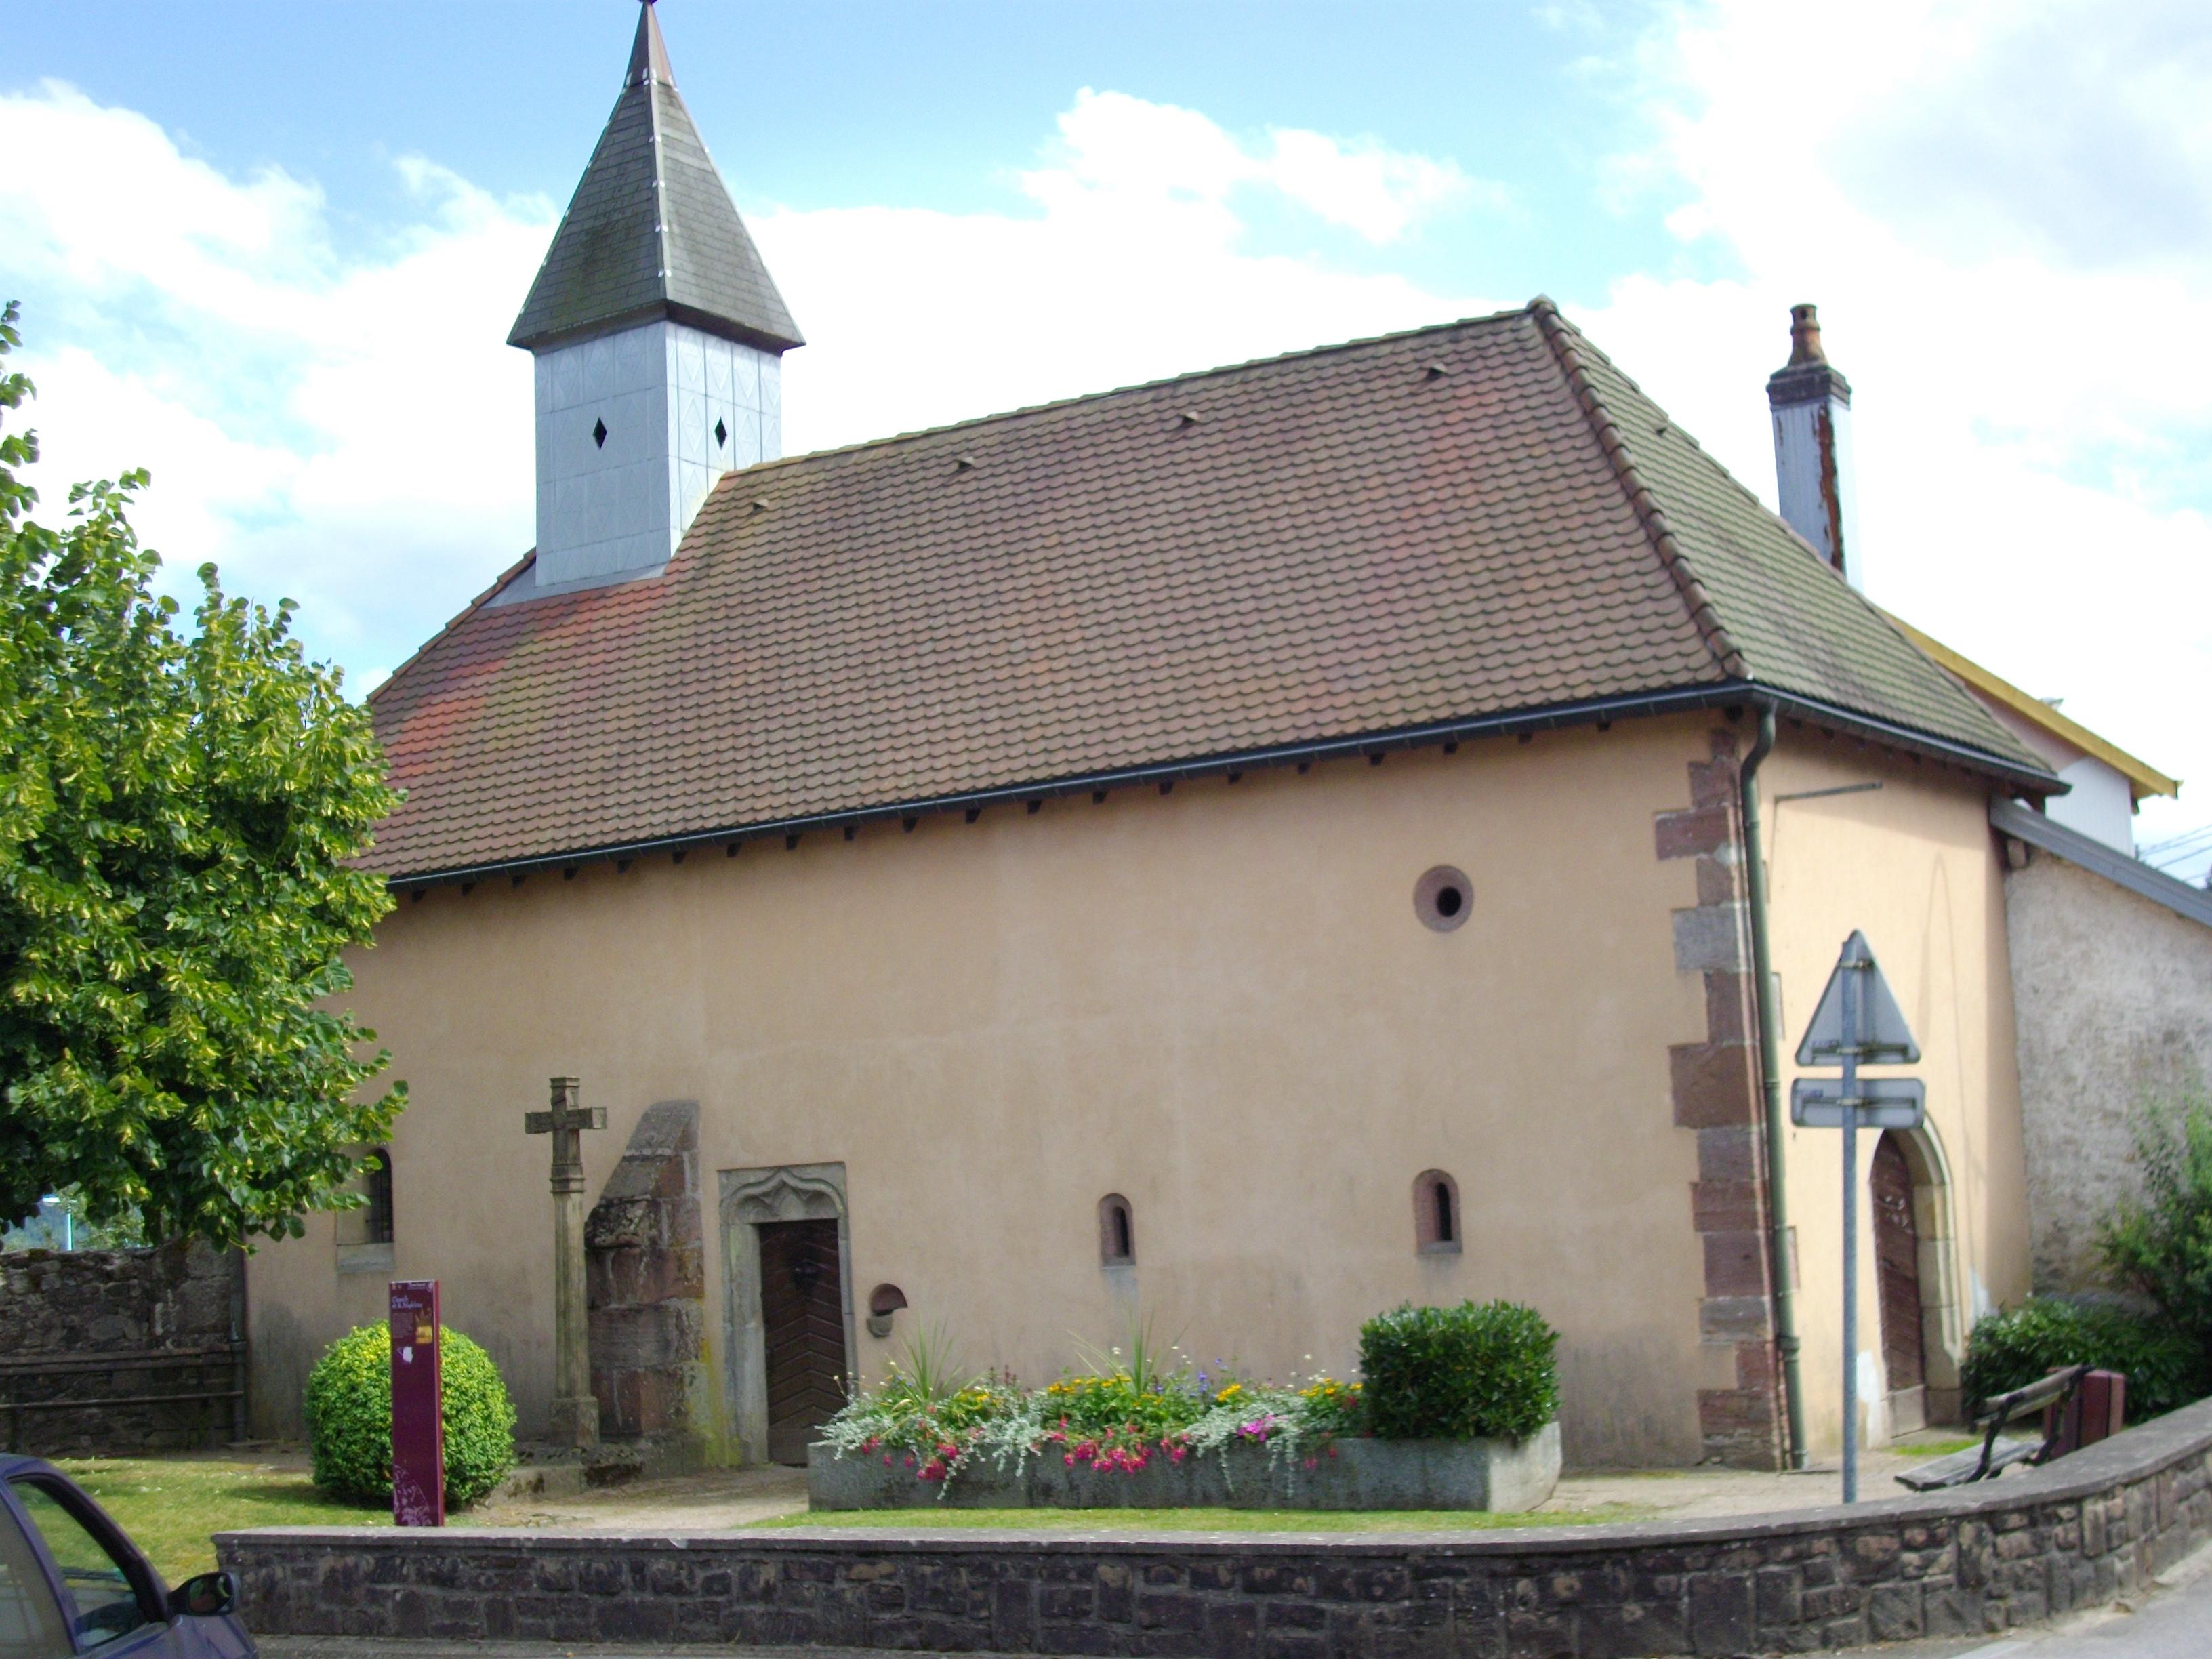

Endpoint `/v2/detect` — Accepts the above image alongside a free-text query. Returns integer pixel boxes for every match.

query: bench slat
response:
[1896,1437,2041,1492]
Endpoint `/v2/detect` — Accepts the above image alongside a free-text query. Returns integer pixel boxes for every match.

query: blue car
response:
[0,1455,253,1659]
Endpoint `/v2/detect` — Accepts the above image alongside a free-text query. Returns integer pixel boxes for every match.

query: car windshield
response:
[9,1483,145,1651]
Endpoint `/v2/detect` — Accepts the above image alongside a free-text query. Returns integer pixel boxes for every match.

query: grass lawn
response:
[1893,1436,1983,1459]
[55,1459,385,1583]
[753,1503,1656,1533]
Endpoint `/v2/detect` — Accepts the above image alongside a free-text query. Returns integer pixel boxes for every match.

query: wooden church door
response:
[757,1218,849,1465]
[1870,1132,1927,1430]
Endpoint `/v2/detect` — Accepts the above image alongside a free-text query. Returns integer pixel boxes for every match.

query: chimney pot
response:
[1788,303,1826,365]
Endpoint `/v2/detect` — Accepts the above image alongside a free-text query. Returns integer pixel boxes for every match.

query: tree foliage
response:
[0,302,404,1244]
[2100,1089,2212,1389]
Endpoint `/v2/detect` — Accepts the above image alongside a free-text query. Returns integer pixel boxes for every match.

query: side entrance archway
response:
[1869,1127,1967,1430]
[1871,1134,1927,1430]
[720,1163,855,1465]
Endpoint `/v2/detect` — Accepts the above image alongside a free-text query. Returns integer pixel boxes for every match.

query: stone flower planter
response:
[807,1420,1560,1512]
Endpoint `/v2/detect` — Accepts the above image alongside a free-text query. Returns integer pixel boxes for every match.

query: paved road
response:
[1839,1544,2212,1659]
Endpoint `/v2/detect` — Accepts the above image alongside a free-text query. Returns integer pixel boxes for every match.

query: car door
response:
[1,1476,176,1659]
[0,1488,74,1659]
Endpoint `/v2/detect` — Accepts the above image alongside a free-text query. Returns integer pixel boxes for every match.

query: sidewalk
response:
[441,1435,1965,1532]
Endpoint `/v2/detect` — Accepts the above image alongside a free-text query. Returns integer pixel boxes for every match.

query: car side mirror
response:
[170,1571,237,1619]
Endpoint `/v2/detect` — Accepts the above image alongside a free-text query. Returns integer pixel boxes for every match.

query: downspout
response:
[1740,701,1807,1470]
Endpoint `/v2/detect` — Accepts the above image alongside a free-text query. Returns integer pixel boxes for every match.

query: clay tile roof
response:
[366,302,2050,881]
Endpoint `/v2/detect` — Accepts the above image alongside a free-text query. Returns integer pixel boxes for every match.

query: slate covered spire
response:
[509,2,802,355]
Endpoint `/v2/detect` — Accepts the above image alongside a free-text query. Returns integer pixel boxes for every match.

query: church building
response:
[246,4,2067,1471]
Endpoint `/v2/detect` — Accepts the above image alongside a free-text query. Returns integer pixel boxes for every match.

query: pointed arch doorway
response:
[719,1162,857,1466]
[1870,1132,1927,1430]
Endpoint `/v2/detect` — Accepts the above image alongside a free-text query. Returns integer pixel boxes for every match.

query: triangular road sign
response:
[1795,930,1920,1065]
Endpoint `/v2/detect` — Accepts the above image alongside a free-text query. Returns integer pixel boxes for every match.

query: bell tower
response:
[508,1,802,595]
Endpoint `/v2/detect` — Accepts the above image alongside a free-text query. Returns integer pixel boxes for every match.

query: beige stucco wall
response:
[245,711,2035,1472]
[249,716,1735,1469]
[2004,849,2212,1294]
[1759,732,2031,1454]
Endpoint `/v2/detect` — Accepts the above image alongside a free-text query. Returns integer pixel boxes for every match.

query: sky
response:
[5,0,2209,878]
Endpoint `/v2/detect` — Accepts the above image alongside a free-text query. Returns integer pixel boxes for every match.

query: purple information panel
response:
[389,1279,445,1527]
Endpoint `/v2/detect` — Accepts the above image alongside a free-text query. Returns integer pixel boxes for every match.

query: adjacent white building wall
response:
[1979,701,2139,854]
[533,319,781,590]
[2045,756,2138,852]
[2005,847,2212,1293]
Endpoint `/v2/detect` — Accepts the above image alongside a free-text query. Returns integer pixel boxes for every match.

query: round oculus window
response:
[1414,865,1473,933]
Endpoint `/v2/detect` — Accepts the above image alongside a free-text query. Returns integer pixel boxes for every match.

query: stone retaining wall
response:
[221,1397,2212,1657]
[1,1239,245,1456]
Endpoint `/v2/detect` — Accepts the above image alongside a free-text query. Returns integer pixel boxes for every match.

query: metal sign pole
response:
[1839,958,1860,1506]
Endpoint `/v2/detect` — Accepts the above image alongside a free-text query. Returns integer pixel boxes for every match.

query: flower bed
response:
[807,1303,1563,1513]
[819,1368,1365,1489]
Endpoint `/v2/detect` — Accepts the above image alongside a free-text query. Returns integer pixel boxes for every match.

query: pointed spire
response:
[509,1,802,355]
[628,1,674,89]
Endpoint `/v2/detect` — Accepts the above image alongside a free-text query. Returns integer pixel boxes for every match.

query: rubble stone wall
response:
[0,1240,245,1456]
[222,1396,2212,1657]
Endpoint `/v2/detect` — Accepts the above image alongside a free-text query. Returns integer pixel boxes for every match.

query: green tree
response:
[0,302,405,1245]
[2099,1088,2212,1394]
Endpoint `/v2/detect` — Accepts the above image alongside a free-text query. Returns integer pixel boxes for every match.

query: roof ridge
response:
[729,305,1540,480]
[1529,296,1748,680]
[367,551,536,710]
[1564,322,1851,571]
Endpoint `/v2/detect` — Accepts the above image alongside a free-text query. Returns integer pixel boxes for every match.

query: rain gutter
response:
[1739,701,1807,1471]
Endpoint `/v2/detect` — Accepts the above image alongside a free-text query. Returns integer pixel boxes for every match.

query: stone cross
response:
[525,1076,605,1448]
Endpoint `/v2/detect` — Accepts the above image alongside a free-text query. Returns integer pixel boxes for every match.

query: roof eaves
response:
[374,682,1757,888]
[1530,296,1748,680]
[1765,686,2062,795]
[1885,610,2179,800]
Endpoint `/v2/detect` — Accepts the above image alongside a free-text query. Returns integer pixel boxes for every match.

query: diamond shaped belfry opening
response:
[714,418,728,448]
[592,417,608,449]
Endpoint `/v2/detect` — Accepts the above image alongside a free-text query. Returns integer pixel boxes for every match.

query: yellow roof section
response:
[1884,611,2179,801]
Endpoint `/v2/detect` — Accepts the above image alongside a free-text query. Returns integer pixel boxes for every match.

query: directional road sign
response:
[1791,928,1924,1510]
[1790,1076,1926,1130]
[1795,930,1919,1065]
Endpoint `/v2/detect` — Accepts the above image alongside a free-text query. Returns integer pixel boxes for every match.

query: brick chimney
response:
[1767,304,1860,586]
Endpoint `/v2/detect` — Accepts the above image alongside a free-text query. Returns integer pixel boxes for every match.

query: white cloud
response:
[762,92,1488,453]
[1,81,552,677]
[2,81,1489,683]
[8,38,2204,886]
[1580,0,2212,875]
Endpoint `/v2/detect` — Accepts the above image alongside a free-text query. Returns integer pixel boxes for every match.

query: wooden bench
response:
[1894,1364,2092,1492]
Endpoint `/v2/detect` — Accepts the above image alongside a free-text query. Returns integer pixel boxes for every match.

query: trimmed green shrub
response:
[1359,1300,1559,1442]
[305,1323,518,1506]
[1961,1297,2200,1421]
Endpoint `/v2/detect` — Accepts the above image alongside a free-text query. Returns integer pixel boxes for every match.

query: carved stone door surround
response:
[718,1162,855,1465]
